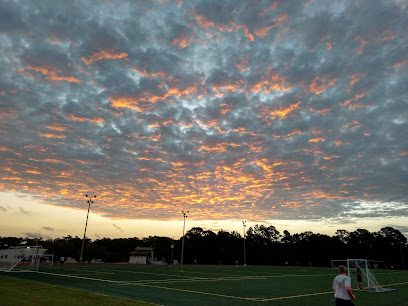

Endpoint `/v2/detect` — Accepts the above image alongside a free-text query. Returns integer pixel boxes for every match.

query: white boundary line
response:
[78,267,198,279]
[36,269,333,285]
[29,271,408,303]
[37,271,125,283]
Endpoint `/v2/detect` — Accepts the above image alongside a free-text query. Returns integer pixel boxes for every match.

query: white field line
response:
[34,271,408,302]
[38,270,249,285]
[280,273,334,277]
[70,268,115,275]
[134,282,262,301]
[37,270,333,285]
[35,271,261,301]
[137,273,335,284]
[70,266,331,280]
[39,270,269,284]
[37,271,128,284]
[135,276,268,284]
[186,266,287,275]
[177,266,333,278]
[77,267,198,279]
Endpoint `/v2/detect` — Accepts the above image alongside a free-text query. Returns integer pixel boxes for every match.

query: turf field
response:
[1,264,408,305]
[0,274,152,305]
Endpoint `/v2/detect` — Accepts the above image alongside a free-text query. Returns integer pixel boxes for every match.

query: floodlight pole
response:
[181,210,189,265]
[400,243,406,270]
[80,194,96,263]
[243,221,247,267]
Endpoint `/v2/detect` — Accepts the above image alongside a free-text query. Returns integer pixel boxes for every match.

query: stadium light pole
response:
[400,242,406,270]
[181,210,189,265]
[80,194,96,263]
[242,221,247,267]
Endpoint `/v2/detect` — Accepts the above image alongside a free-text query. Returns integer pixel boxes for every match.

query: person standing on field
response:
[353,264,363,289]
[332,265,356,305]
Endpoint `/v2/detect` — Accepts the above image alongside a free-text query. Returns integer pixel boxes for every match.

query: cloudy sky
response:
[1,0,407,239]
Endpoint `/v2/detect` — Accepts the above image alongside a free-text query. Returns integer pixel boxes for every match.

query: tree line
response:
[1,226,406,269]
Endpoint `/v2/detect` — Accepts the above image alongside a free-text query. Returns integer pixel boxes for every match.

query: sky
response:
[0,0,407,240]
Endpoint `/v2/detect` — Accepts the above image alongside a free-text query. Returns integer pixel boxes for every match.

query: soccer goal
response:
[0,246,53,272]
[331,258,396,292]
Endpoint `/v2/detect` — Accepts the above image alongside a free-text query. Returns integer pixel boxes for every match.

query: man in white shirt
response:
[332,265,356,305]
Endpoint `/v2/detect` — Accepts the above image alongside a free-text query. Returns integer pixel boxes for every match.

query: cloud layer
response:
[0,0,407,223]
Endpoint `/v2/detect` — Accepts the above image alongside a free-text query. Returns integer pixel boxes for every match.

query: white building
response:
[129,247,154,264]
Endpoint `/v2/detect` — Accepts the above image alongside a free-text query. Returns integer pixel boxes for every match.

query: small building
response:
[129,247,153,264]
[64,257,78,264]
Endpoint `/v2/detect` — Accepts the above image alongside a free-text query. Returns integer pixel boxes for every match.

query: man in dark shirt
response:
[353,264,363,289]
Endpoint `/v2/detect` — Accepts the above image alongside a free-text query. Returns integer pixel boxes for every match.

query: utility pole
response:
[181,210,189,265]
[80,194,96,263]
[242,221,247,267]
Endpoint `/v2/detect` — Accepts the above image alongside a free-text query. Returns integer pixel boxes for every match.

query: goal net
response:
[0,246,53,272]
[331,259,395,292]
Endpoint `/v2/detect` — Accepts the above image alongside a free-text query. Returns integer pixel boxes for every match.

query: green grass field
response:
[0,274,152,305]
[1,264,407,305]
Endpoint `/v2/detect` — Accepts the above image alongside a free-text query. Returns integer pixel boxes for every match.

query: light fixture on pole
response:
[242,221,247,267]
[181,210,189,265]
[80,194,96,263]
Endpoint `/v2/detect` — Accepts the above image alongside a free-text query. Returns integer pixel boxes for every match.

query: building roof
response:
[130,247,153,256]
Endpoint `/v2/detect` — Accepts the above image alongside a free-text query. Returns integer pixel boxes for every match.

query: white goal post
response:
[331,258,396,292]
[0,246,53,272]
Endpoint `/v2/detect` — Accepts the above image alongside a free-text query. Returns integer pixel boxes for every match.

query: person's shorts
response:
[357,276,362,282]
[335,298,355,306]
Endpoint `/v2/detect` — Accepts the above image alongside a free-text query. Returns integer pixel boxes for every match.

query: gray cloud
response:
[0,206,6,212]
[0,0,407,224]
[23,232,53,240]
[19,207,29,215]
[113,224,123,232]
[42,226,54,231]
[24,232,43,239]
